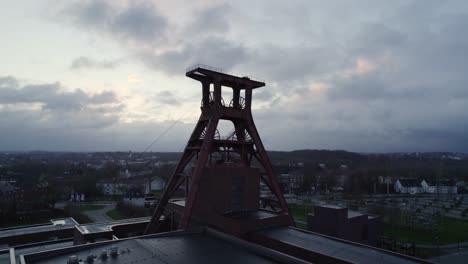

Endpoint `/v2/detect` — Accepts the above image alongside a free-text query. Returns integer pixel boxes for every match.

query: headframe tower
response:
[145,65,294,235]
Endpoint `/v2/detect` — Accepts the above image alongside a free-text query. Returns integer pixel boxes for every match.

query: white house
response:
[394,179,424,194]
[97,179,145,196]
[421,179,457,194]
[148,177,166,193]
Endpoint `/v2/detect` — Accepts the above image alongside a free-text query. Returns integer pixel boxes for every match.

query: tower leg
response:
[179,116,220,229]
[145,116,207,234]
[246,120,295,226]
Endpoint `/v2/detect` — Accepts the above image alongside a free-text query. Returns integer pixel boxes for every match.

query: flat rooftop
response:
[255,227,427,264]
[0,218,77,239]
[348,211,365,218]
[76,217,150,234]
[24,229,299,264]
[1,239,74,264]
[18,240,74,264]
[317,204,344,209]
[314,204,379,220]
[227,210,281,220]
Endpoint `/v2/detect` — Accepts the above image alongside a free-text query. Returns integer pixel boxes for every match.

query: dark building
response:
[307,204,382,246]
[0,181,19,223]
[0,218,77,247]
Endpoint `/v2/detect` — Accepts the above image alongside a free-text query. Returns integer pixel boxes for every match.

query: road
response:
[81,202,116,223]
[123,198,145,207]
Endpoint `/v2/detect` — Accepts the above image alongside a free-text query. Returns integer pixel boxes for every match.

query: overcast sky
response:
[1,0,468,152]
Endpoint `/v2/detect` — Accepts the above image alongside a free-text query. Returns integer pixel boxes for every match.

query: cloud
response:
[25,0,468,152]
[54,1,244,75]
[0,75,194,151]
[59,0,167,45]
[241,2,468,153]
[110,4,167,43]
[0,76,19,89]
[154,90,180,106]
[141,37,247,74]
[0,108,194,151]
[127,74,143,83]
[0,76,117,111]
[70,56,120,70]
[186,4,231,34]
[242,45,344,83]
[66,0,111,27]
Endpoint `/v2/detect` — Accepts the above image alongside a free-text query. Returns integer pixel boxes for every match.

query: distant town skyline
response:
[1,1,468,152]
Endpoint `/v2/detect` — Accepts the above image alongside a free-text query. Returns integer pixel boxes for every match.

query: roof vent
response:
[100,250,108,260]
[86,252,95,263]
[67,255,79,264]
[110,246,119,257]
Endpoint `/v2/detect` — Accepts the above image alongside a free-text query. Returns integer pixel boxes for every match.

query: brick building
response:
[307,204,382,246]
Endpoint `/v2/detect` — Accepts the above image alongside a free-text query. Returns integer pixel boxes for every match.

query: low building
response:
[148,177,166,192]
[0,218,77,246]
[278,169,304,194]
[96,179,145,196]
[307,204,382,246]
[394,179,424,194]
[0,181,20,223]
[422,179,457,194]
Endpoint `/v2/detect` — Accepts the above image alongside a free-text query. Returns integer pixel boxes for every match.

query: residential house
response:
[96,178,145,197]
[394,179,424,194]
[422,179,457,194]
[279,168,304,194]
[148,177,166,193]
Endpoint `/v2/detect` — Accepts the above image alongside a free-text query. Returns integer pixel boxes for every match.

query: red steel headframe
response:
[144,66,293,234]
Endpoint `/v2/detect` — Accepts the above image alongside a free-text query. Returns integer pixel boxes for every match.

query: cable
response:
[142,109,191,153]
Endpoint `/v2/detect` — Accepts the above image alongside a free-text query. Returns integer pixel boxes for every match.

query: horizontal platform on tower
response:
[186,64,265,89]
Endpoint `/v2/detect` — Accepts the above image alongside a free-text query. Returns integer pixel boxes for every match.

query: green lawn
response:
[73,214,93,224]
[385,217,468,245]
[106,209,129,220]
[295,221,307,229]
[288,204,313,221]
[77,204,106,212]
[90,195,124,201]
[62,204,93,224]
[149,190,163,196]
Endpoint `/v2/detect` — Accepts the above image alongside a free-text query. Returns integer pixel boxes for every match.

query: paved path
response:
[123,198,145,207]
[294,218,307,226]
[415,241,468,249]
[81,202,116,223]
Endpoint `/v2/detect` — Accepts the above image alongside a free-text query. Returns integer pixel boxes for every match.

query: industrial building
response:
[307,204,382,246]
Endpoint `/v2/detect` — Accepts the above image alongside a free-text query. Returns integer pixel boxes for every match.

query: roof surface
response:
[255,227,423,264]
[76,217,150,234]
[13,240,74,264]
[26,231,286,264]
[0,218,77,239]
[398,179,422,187]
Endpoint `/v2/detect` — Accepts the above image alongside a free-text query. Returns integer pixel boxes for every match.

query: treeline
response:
[270,150,468,194]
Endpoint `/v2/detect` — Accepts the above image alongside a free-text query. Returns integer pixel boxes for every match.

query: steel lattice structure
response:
[145,66,294,234]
